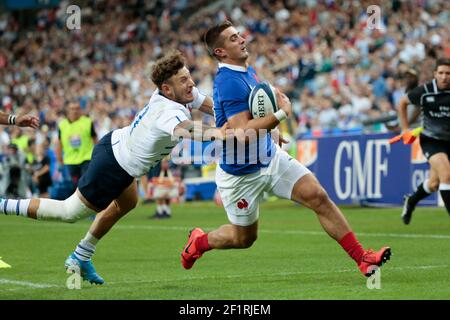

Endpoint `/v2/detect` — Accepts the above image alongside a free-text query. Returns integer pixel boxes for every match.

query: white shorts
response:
[153,185,179,199]
[216,146,311,226]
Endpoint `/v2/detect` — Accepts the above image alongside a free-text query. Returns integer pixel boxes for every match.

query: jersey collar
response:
[152,88,190,109]
[432,79,438,93]
[154,88,170,101]
[218,62,247,73]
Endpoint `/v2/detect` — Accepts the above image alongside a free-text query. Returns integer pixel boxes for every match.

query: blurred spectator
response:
[150,159,184,219]
[55,102,97,193]
[0,144,30,198]
[31,141,53,198]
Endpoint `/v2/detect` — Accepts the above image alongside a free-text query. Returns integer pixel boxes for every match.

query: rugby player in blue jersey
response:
[181,21,391,277]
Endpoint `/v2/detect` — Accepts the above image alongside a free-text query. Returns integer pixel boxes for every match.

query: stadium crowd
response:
[0,0,449,198]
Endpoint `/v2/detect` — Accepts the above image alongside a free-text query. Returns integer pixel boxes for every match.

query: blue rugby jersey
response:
[213,63,276,175]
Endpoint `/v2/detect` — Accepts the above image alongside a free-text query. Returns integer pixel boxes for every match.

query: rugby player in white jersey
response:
[0,51,225,284]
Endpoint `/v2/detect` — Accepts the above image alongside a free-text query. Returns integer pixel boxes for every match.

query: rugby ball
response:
[248,82,278,118]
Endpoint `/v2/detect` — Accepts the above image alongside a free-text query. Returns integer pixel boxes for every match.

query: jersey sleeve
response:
[156,108,190,135]
[407,85,426,106]
[217,76,251,119]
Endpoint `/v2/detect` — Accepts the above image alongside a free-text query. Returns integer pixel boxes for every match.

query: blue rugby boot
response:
[65,253,105,285]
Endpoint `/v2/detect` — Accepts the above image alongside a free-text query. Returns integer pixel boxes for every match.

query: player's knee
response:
[60,215,77,223]
[428,179,440,192]
[304,186,330,209]
[235,233,257,248]
[37,194,94,223]
[115,197,138,218]
[439,172,450,184]
[125,197,138,212]
[130,197,138,210]
[60,202,86,223]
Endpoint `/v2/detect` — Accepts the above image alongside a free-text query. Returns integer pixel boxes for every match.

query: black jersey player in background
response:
[398,58,450,224]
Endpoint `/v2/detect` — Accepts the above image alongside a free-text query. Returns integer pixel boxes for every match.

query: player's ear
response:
[214,48,226,58]
[161,83,172,97]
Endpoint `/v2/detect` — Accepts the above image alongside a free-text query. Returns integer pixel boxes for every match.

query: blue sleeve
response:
[216,76,251,119]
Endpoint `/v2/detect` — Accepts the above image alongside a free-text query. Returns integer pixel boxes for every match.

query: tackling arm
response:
[173,120,227,142]
[0,111,40,128]
[187,87,214,116]
[198,96,214,116]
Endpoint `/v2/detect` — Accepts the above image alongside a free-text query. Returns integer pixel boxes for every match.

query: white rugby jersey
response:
[111,91,191,177]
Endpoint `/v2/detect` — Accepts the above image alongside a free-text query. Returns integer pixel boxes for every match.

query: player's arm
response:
[0,111,40,129]
[409,106,421,125]
[399,85,425,131]
[90,121,98,144]
[173,120,227,142]
[187,87,214,116]
[156,108,227,142]
[198,96,214,116]
[55,129,64,165]
[398,96,411,132]
[33,160,50,179]
[270,128,290,146]
[227,90,292,143]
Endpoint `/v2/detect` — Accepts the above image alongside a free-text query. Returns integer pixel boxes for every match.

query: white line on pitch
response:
[0,279,57,289]
[113,224,450,239]
[107,264,449,285]
[3,222,450,239]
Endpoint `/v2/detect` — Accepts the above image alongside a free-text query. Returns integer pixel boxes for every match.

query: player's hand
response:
[271,128,290,146]
[279,133,289,146]
[275,89,292,117]
[15,115,40,129]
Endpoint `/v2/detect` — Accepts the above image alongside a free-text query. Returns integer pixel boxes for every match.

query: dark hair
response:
[203,20,233,60]
[435,58,450,70]
[151,50,186,89]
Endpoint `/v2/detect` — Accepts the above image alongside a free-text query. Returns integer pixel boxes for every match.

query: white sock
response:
[163,204,171,215]
[74,232,98,261]
[0,199,30,217]
[439,183,450,191]
[423,179,432,194]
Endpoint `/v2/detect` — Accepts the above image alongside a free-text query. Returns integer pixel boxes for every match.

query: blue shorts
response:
[78,131,134,210]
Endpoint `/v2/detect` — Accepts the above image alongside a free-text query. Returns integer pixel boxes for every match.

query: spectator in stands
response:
[150,159,183,219]
[32,141,52,198]
[55,102,97,193]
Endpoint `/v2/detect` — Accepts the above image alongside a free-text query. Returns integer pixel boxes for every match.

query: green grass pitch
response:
[1,200,449,299]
